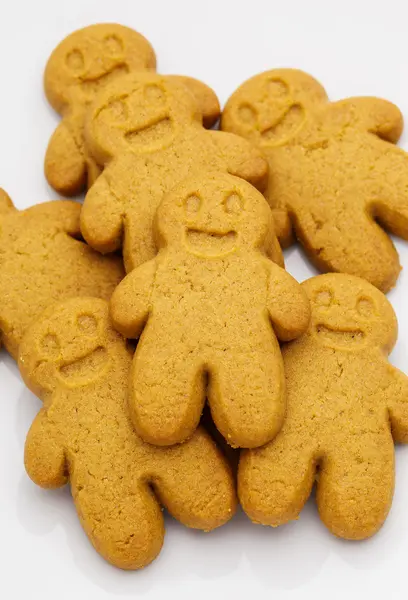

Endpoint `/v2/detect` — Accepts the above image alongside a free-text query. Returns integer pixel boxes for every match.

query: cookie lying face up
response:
[44,24,157,195]
[222,69,408,291]
[0,190,124,358]
[111,173,310,449]
[239,273,408,540]
[81,72,273,272]
[19,298,236,570]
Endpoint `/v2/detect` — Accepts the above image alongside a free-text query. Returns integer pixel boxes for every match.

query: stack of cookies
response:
[2,23,408,570]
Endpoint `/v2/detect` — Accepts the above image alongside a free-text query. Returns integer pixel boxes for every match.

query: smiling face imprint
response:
[35,311,109,389]
[155,173,273,258]
[45,24,156,111]
[301,274,398,352]
[89,75,202,161]
[182,192,242,257]
[222,70,330,149]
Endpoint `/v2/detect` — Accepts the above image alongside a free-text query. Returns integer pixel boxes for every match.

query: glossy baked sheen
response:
[110,173,310,449]
[239,273,408,539]
[44,23,157,195]
[19,298,236,570]
[0,189,124,358]
[222,68,408,292]
[80,72,272,272]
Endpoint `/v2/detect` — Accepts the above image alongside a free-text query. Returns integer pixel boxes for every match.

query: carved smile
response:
[185,229,237,256]
[261,103,305,144]
[125,117,173,147]
[58,346,108,385]
[80,64,130,96]
[315,324,365,347]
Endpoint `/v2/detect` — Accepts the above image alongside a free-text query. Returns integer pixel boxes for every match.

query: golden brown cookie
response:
[80,72,276,273]
[0,190,124,358]
[222,69,408,292]
[110,173,310,448]
[239,273,408,540]
[19,297,236,570]
[44,24,157,195]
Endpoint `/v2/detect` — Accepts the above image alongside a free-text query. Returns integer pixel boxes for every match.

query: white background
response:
[1,0,408,598]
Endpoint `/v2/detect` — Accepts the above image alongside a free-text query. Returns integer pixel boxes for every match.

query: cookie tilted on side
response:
[44,23,157,195]
[110,173,310,449]
[0,190,124,358]
[80,72,275,273]
[239,273,408,540]
[19,298,236,570]
[222,69,408,291]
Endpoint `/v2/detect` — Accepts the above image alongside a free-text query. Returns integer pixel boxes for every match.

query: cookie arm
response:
[81,172,123,253]
[45,121,87,196]
[266,262,311,342]
[329,97,403,143]
[110,259,156,338]
[33,200,82,236]
[210,130,268,191]
[25,409,67,489]
[387,365,408,443]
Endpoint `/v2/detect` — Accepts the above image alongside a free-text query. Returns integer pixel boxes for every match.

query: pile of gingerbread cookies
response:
[2,22,408,570]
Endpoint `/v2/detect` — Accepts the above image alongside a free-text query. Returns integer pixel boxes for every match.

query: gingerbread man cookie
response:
[222,69,408,291]
[44,24,157,195]
[111,173,310,448]
[0,190,124,358]
[239,273,408,540]
[19,298,236,570]
[81,72,276,273]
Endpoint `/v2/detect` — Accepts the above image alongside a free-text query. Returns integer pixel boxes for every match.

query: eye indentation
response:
[40,333,60,357]
[77,314,98,334]
[356,296,376,318]
[103,34,124,56]
[66,49,85,72]
[238,104,257,125]
[144,84,165,103]
[106,99,128,122]
[314,288,333,307]
[267,78,289,98]
[185,194,201,214]
[223,193,243,215]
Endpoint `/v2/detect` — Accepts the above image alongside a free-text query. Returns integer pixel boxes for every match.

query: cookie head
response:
[19,298,113,396]
[86,73,203,163]
[222,69,328,147]
[44,24,156,111]
[155,173,273,257]
[302,274,397,352]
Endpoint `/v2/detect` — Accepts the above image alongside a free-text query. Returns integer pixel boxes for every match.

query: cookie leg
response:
[151,427,236,530]
[72,477,164,570]
[316,432,395,540]
[238,433,316,525]
[123,206,157,272]
[130,344,205,445]
[293,202,400,292]
[208,350,286,448]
